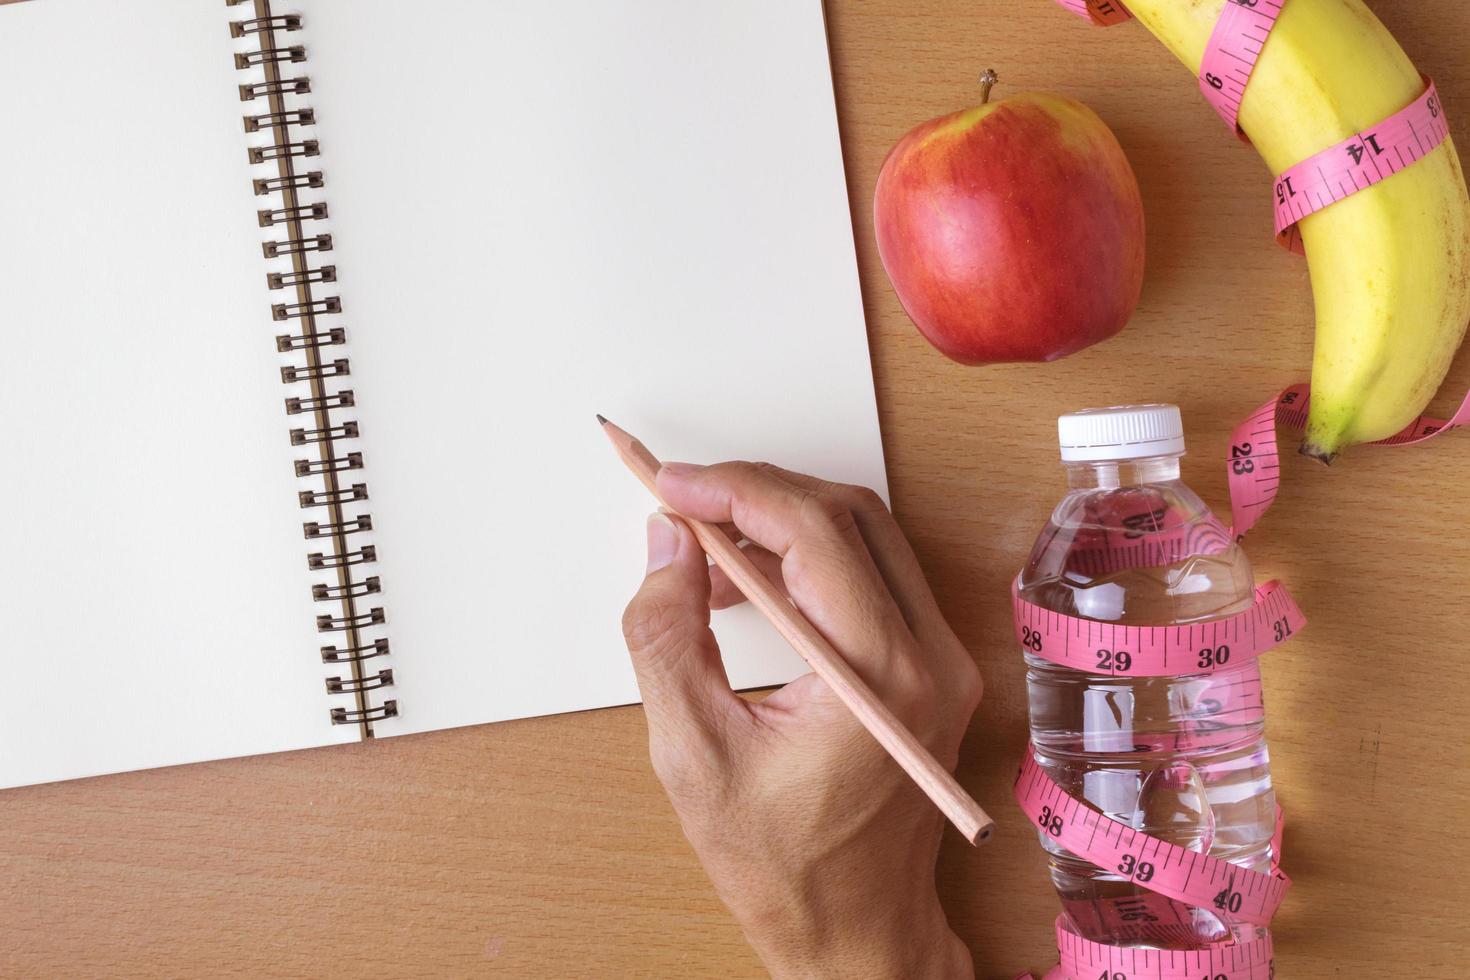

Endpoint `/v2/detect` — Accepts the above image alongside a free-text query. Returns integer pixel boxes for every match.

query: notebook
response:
[0,0,886,790]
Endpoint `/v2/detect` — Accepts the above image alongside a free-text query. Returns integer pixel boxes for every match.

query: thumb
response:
[621,513,743,744]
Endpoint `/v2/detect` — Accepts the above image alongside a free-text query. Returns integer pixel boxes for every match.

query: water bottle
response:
[1019,404,1276,949]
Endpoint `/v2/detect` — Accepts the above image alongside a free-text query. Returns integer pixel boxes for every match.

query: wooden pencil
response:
[599,415,995,846]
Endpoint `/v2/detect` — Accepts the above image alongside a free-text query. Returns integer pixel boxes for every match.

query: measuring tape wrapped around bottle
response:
[1014,741,1287,979]
[1014,578,1304,679]
[1011,566,1297,976]
[1010,1,1468,975]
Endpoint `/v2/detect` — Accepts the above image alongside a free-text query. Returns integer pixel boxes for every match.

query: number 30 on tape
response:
[1012,579,1305,677]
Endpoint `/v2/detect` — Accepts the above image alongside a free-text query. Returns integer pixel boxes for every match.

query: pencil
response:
[599,415,995,846]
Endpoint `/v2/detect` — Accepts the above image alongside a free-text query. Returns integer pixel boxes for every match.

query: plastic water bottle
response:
[1018,405,1276,949]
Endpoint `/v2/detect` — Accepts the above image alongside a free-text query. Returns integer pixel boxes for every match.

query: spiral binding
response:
[229,0,395,736]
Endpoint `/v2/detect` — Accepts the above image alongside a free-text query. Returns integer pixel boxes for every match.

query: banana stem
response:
[1298,443,1336,466]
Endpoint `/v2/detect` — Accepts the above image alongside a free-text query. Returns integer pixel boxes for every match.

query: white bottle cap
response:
[1057,404,1186,463]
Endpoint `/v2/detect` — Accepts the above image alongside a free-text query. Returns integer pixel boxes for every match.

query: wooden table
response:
[4,2,1469,976]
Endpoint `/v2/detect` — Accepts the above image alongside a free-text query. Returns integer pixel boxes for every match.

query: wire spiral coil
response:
[229,0,394,735]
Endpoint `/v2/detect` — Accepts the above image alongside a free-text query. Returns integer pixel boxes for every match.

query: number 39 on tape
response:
[1015,749,1291,931]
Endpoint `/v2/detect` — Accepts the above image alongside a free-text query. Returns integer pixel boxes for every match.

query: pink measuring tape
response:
[1026,921,1277,980]
[1056,0,1453,253]
[1200,0,1285,134]
[1016,747,1286,979]
[1015,750,1290,929]
[1226,383,1470,539]
[1013,579,1304,677]
[1273,80,1450,252]
[1014,3,1469,975]
[1055,0,1132,28]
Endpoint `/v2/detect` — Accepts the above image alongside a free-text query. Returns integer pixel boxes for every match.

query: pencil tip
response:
[595,413,609,426]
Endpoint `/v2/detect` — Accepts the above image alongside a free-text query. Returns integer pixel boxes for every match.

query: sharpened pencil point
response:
[595,413,609,426]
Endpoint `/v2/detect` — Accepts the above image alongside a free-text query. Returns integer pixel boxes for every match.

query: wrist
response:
[741,897,972,980]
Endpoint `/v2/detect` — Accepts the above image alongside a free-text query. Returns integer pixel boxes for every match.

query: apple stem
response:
[979,69,999,104]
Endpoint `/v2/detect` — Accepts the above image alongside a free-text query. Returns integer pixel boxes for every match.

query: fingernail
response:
[646,513,679,573]
[660,461,704,477]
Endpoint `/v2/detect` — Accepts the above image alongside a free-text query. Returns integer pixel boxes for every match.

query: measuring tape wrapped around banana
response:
[1060,0,1470,463]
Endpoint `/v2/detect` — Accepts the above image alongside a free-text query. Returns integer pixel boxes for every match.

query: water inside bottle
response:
[1018,455,1277,948]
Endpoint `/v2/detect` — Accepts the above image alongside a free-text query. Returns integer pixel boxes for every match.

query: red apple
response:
[873,75,1145,365]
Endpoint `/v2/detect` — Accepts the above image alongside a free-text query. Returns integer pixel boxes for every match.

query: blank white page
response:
[299,0,887,734]
[0,0,353,789]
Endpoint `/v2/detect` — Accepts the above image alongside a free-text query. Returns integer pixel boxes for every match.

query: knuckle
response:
[779,537,839,593]
[621,590,697,660]
[648,728,727,799]
[777,542,816,591]
[952,659,985,712]
[714,460,780,498]
[936,635,984,709]
[830,482,888,515]
[888,650,983,745]
[720,459,770,483]
[891,657,939,712]
[798,488,858,536]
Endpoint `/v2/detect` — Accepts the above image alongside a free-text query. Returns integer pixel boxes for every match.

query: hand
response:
[620,462,982,979]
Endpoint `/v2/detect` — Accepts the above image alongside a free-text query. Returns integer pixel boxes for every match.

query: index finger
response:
[655,461,919,691]
[657,460,852,558]
[739,466,954,651]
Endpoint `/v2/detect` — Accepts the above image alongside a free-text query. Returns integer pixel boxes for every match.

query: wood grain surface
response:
[3,1,1469,977]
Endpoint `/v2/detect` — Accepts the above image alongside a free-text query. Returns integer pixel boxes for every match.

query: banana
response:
[1118,0,1470,461]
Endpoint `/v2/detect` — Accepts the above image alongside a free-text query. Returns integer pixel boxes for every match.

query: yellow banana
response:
[1119,0,1470,461]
